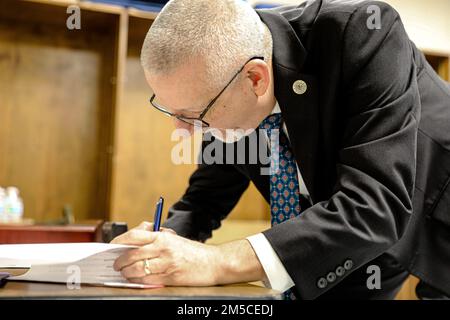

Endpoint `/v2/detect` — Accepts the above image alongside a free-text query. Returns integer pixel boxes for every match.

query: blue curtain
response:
[86,0,169,12]
[87,0,283,12]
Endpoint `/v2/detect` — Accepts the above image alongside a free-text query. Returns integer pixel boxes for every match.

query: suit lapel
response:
[258,9,320,202]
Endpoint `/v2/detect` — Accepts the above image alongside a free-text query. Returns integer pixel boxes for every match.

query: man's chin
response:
[205,127,255,143]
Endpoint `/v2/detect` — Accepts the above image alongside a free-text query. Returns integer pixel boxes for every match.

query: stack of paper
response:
[0,243,162,289]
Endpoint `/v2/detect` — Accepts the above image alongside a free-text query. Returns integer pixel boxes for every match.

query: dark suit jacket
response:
[163,0,450,299]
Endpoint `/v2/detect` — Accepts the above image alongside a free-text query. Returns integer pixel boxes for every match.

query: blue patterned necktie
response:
[259,113,301,300]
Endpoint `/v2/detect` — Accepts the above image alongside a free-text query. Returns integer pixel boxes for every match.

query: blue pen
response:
[153,196,164,232]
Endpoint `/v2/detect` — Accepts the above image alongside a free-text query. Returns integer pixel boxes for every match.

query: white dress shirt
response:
[247,102,310,293]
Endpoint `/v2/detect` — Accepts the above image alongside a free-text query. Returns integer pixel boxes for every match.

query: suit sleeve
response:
[263,2,421,299]
[163,161,250,242]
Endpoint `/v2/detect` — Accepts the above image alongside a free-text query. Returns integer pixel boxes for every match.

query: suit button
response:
[317,277,328,289]
[344,259,354,271]
[336,266,346,277]
[292,80,307,95]
[326,272,337,283]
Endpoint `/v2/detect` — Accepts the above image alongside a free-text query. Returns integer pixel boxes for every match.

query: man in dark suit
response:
[112,0,450,299]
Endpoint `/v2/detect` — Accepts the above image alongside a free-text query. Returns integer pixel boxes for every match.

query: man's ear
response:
[246,60,270,97]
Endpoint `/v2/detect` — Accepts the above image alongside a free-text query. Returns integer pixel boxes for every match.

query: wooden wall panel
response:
[110,16,196,227]
[0,1,119,222]
[425,53,450,82]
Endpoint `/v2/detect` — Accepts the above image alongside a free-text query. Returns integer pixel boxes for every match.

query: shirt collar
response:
[271,101,281,114]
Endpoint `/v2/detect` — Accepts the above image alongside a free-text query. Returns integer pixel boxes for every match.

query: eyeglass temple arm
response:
[198,57,264,120]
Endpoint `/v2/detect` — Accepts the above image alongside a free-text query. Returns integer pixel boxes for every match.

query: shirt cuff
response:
[247,233,295,292]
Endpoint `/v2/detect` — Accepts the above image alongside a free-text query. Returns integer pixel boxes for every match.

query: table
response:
[0,281,282,300]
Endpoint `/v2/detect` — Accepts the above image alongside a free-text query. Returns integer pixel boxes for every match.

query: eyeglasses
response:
[149,56,264,128]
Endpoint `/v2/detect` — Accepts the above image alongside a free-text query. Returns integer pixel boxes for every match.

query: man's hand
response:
[111,221,266,286]
[111,221,222,286]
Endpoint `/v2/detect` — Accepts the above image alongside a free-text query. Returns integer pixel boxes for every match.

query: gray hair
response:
[141,0,273,92]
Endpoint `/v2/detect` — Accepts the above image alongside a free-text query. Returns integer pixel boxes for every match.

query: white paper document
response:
[0,243,162,289]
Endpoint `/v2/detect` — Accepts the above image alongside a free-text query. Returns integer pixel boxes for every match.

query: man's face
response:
[144,59,272,140]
